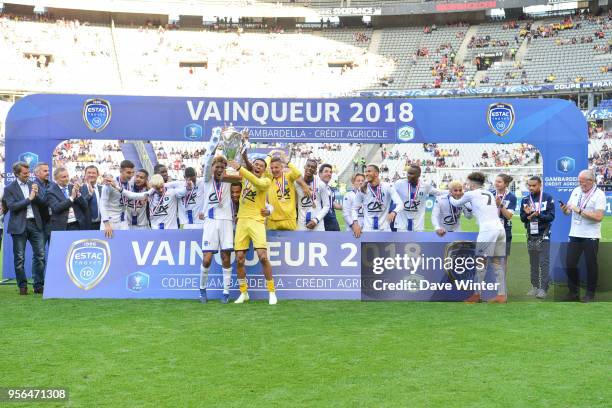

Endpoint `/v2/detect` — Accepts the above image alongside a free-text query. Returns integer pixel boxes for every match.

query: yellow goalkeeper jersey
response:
[265,159,301,223]
[237,167,271,223]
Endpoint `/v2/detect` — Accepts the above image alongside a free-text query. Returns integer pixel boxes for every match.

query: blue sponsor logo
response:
[397,126,415,141]
[487,102,515,136]
[556,156,575,173]
[66,239,111,290]
[18,152,39,167]
[184,123,203,140]
[127,271,150,292]
[83,98,111,132]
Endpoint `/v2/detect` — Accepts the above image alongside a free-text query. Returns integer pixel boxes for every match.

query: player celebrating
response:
[342,173,365,232]
[295,158,330,231]
[100,160,135,238]
[264,150,307,231]
[175,167,205,230]
[125,169,150,230]
[393,165,441,232]
[432,180,473,236]
[227,158,277,305]
[449,172,507,303]
[351,164,402,237]
[196,141,242,304]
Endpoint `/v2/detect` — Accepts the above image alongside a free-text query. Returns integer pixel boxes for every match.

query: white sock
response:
[494,263,506,296]
[475,261,487,294]
[222,267,232,294]
[200,265,209,289]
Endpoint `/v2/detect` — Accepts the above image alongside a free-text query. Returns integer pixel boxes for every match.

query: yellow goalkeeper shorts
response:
[234,218,267,251]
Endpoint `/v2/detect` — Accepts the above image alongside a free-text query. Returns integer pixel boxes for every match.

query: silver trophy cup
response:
[220,126,244,162]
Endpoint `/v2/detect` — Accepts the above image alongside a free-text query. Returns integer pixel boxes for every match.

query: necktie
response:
[62,187,69,199]
[91,186,99,221]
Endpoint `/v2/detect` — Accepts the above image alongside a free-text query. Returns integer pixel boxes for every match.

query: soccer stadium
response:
[0,0,610,406]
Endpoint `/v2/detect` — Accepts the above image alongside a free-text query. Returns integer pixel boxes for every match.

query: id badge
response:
[132,215,138,226]
[529,221,539,235]
[373,216,379,230]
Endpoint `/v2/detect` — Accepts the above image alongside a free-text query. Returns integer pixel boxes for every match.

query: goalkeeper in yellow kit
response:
[264,149,311,231]
[227,158,277,305]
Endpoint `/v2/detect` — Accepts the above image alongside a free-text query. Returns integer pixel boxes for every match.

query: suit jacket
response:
[80,183,103,225]
[4,179,44,234]
[46,182,89,231]
[33,178,51,224]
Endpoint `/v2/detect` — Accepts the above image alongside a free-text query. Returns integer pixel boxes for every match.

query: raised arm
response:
[238,166,271,191]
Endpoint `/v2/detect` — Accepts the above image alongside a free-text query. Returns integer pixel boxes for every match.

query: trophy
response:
[211,125,249,175]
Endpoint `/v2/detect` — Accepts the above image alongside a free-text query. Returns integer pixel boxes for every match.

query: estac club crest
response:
[83,98,111,132]
[487,102,515,137]
[66,239,111,290]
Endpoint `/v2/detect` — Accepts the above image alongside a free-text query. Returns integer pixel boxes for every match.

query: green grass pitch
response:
[0,216,610,407]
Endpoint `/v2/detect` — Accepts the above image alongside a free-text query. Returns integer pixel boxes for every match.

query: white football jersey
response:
[100,177,132,223]
[449,188,503,232]
[295,176,330,227]
[125,186,149,229]
[147,187,187,229]
[353,182,402,231]
[342,190,364,231]
[431,192,473,232]
[393,179,441,231]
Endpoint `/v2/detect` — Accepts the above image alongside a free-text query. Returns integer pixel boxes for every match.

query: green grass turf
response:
[0,285,610,407]
[1,217,610,406]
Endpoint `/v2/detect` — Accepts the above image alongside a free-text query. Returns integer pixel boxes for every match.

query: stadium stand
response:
[0,10,609,191]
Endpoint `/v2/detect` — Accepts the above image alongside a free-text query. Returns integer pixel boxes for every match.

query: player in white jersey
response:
[449,172,507,303]
[167,167,204,230]
[196,141,243,304]
[113,174,189,230]
[432,180,473,236]
[393,165,442,232]
[342,173,365,231]
[351,164,402,237]
[100,160,136,238]
[295,158,330,231]
[125,169,150,230]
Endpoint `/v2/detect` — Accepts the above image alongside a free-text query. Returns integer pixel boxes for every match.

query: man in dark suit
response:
[4,161,46,295]
[33,162,51,245]
[80,165,103,230]
[46,167,88,231]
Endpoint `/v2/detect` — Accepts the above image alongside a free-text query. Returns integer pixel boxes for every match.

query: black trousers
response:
[565,236,599,295]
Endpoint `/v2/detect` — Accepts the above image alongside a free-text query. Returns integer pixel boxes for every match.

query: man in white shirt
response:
[351,164,402,236]
[560,169,606,302]
[100,160,135,238]
[394,165,442,232]
[196,142,241,304]
[295,159,330,231]
[125,169,150,230]
[342,173,365,231]
[432,180,473,236]
[449,172,507,303]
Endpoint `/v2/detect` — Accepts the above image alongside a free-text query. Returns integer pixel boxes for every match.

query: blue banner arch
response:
[4,94,587,282]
